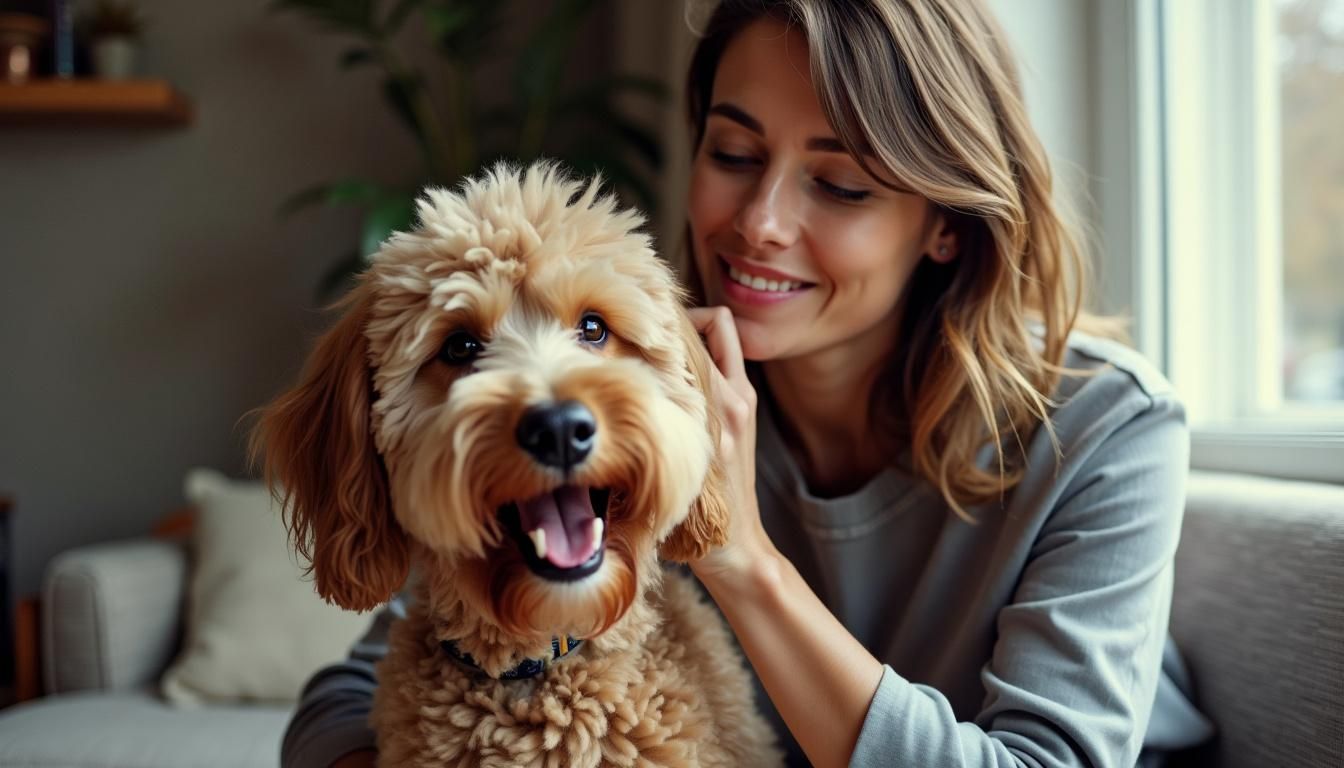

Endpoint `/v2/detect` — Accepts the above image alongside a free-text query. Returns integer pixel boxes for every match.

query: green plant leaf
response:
[424,4,472,41]
[360,194,418,258]
[277,179,388,217]
[515,0,601,98]
[277,0,670,301]
[513,0,602,154]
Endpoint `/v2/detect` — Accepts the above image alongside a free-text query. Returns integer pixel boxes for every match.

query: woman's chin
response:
[734,318,789,362]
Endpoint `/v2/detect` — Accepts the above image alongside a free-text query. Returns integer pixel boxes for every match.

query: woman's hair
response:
[682,0,1125,518]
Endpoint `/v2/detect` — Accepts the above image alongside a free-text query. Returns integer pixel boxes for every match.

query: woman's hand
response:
[686,306,776,587]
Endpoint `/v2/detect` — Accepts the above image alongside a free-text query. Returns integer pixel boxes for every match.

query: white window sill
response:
[1191,429,1344,485]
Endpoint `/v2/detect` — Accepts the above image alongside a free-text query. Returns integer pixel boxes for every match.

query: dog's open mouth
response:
[499,486,610,582]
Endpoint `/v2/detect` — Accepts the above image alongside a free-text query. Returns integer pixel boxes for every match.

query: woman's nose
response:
[734,169,799,250]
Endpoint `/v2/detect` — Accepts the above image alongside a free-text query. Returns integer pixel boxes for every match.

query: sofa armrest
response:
[1172,470,1344,768]
[41,537,188,694]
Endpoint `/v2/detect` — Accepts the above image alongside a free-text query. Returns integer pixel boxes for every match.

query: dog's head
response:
[251,162,727,643]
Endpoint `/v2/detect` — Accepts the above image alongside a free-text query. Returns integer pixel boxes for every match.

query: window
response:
[1277,0,1344,405]
[1101,0,1344,481]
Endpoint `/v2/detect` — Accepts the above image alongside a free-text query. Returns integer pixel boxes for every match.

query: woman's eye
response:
[817,178,871,202]
[438,331,482,365]
[578,314,608,346]
[710,149,758,168]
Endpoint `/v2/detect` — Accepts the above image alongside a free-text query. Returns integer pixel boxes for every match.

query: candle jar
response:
[0,13,49,84]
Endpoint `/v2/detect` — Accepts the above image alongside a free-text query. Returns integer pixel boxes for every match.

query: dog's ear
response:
[659,309,732,562]
[247,285,409,612]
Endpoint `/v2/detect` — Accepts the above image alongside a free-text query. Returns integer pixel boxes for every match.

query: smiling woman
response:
[674,2,1212,767]
[687,31,949,366]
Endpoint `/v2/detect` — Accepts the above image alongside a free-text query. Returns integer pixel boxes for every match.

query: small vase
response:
[92,35,137,79]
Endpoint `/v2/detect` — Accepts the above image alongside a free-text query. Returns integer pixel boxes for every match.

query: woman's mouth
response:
[718,256,814,306]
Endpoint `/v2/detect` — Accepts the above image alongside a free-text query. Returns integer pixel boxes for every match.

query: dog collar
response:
[440,635,584,680]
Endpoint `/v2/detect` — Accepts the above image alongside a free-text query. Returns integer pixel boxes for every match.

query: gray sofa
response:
[1168,472,1344,767]
[0,539,293,767]
[0,470,1341,768]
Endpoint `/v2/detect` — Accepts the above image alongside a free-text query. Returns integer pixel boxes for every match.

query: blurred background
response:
[0,0,1340,728]
[0,0,696,610]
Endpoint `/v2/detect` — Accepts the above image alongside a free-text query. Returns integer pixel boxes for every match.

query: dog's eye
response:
[438,331,482,365]
[578,314,608,346]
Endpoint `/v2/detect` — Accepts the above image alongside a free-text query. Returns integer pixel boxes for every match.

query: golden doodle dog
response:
[251,162,782,767]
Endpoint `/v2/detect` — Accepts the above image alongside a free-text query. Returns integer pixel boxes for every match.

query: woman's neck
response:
[760,322,899,497]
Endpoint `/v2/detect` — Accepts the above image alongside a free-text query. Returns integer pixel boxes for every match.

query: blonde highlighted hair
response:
[683,0,1125,517]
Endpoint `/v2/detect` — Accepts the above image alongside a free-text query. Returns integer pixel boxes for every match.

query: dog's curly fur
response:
[250,162,782,767]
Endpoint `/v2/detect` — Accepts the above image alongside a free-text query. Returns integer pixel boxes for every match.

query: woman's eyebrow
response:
[707,102,848,153]
[707,102,764,134]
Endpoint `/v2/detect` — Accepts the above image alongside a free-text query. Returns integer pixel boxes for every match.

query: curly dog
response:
[251,162,781,767]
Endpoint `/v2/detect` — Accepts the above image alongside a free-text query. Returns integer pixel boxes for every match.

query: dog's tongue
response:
[517,485,599,569]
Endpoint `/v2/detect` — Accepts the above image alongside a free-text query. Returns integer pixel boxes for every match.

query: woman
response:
[284,1,1214,766]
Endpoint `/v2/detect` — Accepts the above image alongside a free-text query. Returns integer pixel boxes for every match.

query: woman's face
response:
[688,17,954,363]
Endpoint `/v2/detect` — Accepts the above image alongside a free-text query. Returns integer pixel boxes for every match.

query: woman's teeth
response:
[728,264,803,293]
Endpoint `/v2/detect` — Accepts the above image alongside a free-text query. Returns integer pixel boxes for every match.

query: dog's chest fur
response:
[371,571,782,768]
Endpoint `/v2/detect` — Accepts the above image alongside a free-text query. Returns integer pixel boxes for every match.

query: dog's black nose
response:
[516,401,596,470]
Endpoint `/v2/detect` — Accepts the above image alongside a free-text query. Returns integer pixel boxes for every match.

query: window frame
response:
[1095,0,1344,484]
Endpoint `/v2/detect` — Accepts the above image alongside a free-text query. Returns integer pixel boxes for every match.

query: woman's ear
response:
[925,206,958,264]
[247,285,409,612]
[659,309,731,562]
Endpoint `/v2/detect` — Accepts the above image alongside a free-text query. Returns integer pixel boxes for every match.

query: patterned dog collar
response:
[440,635,584,680]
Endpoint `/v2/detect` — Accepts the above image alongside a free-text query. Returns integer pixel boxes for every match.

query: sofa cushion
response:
[1171,470,1344,768]
[0,689,291,767]
[159,468,373,705]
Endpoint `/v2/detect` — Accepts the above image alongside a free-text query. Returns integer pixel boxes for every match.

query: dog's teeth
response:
[591,517,604,541]
[528,528,547,559]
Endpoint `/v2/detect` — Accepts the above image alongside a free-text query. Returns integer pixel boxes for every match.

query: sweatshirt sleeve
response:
[850,393,1190,768]
[280,596,404,768]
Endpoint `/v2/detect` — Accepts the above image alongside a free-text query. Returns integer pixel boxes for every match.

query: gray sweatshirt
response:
[281,331,1214,767]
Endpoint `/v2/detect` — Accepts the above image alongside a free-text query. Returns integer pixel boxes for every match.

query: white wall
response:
[988,0,1139,322]
[989,0,1097,206]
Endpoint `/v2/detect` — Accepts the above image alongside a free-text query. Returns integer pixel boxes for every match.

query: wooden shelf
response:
[0,78,192,128]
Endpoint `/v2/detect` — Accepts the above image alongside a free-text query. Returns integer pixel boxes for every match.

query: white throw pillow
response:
[160,467,375,705]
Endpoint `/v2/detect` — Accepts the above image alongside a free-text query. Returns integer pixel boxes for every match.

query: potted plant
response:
[272,0,668,301]
[81,0,145,80]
